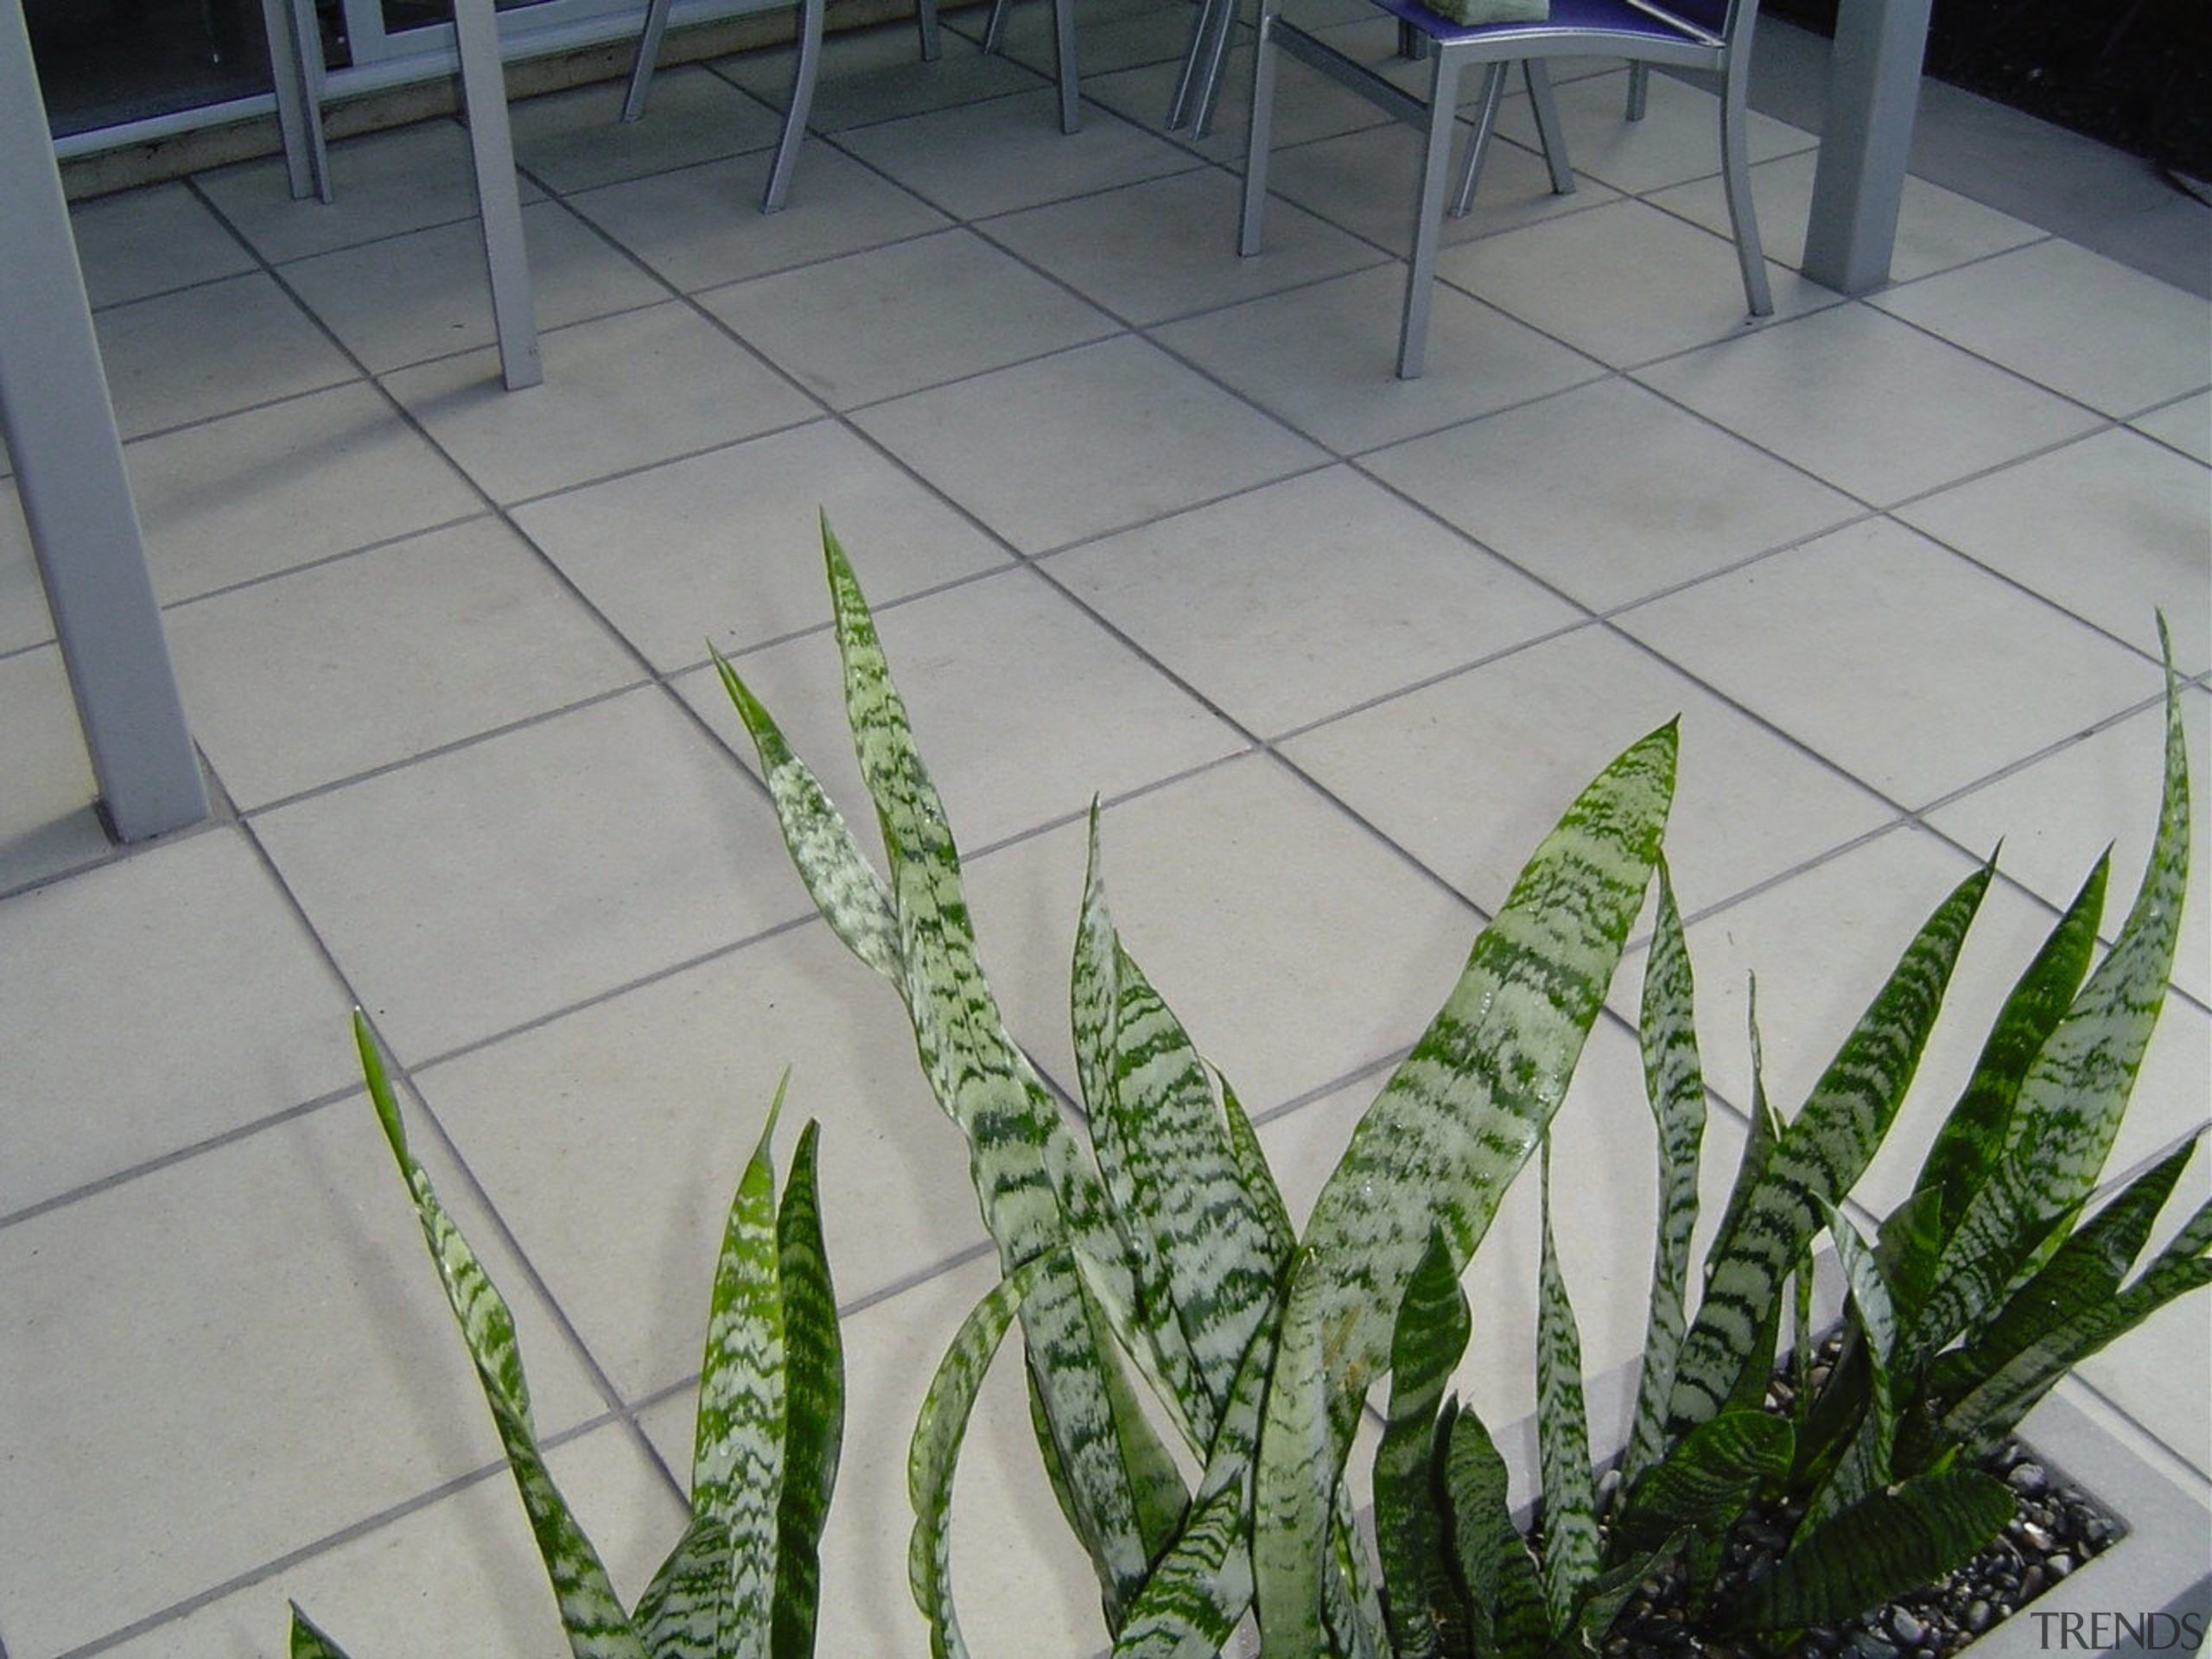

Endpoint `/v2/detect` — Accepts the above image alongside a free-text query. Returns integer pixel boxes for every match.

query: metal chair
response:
[623,0,1079,214]
[1238,0,1773,378]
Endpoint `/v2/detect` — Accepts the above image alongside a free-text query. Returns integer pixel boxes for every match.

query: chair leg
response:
[1625,60,1648,120]
[1237,0,1284,257]
[1052,0,1081,130]
[1524,60,1574,195]
[1718,65,1773,315]
[1167,0,1223,129]
[1450,61,1509,218]
[1187,0,1239,137]
[620,0,673,121]
[983,0,1012,53]
[918,0,943,60]
[1399,49,1464,379]
[762,0,827,212]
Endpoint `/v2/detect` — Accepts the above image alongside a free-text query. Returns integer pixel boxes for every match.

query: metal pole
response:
[0,0,208,842]
[452,0,541,391]
[259,0,331,202]
[1802,0,1936,296]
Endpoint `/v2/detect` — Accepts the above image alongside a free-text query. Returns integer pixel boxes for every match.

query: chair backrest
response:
[1634,0,1752,47]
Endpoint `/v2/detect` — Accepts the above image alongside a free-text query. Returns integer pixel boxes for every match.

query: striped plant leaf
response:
[1217,1071,1296,1268]
[1916,652,2190,1356]
[1611,1409,1790,1560]
[1255,722,1678,1656]
[1730,1467,2013,1633]
[1936,1191,2212,1458]
[1109,1303,1281,1659]
[910,1250,1064,1659]
[721,522,1163,1623]
[1071,1255,1193,1561]
[1929,1135,2198,1410]
[1565,1532,1684,1653]
[1373,1230,1472,1659]
[1073,810,1282,1442]
[634,1514,732,1659]
[1798,1205,1899,1532]
[1705,986,1779,1293]
[690,1082,790,1659]
[774,1120,842,1659]
[1534,1140,1599,1636]
[1910,857,2106,1251]
[1326,1484,1389,1659]
[714,645,902,984]
[1665,864,1993,1438]
[353,1014,646,1659]
[1624,855,1706,1489]
[289,1604,354,1659]
[1442,1401,1548,1659]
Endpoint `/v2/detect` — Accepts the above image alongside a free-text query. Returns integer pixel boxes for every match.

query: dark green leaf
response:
[1613,1410,1791,1560]
[1668,866,1993,1437]
[289,1604,354,1659]
[1730,1469,2013,1632]
[1374,1230,1472,1659]
[634,1513,731,1659]
[1535,1141,1599,1634]
[773,1120,843,1659]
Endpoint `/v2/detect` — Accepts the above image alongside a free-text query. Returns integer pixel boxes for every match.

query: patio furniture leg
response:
[1802,0,1932,293]
[1399,48,1464,378]
[984,0,1011,52]
[620,0,672,120]
[1450,60,1509,217]
[918,0,943,60]
[1166,0,1222,128]
[454,0,541,389]
[1186,0,1238,136]
[1524,60,1574,194]
[261,0,330,201]
[1719,48,1773,314]
[1052,0,1080,130]
[0,0,208,841]
[1237,0,1282,255]
[764,0,828,211]
[1625,59,1648,119]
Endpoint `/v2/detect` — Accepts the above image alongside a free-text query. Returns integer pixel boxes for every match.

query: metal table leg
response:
[1802,0,1935,295]
[452,0,541,391]
[260,0,331,202]
[1,0,208,842]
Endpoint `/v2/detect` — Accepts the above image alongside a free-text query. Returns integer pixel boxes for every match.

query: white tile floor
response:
[4,6,2209,1654]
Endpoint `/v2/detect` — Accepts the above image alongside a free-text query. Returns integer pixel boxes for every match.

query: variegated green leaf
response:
[1109,1305,1281,1659]
[1442,1402,1548,1659]
[353,1014,645,1659]
[690,1080,789,1659]
[1324,1487,1388,1659]
[635,1513,732,1659]
[1666,864,1992,1437]
[774,1119,842,1659]
[714,644,902,985]
[911,1250,1064,1659]
[1705,986,1779,1292]
[788,521,1159,1621]
[1566,1531,1685,1652]
[289,1604,354,1659]
[1799,1205,1899,1532]
[1937,1191,2212,1458]
[1535,1140,1599,1635]
[1256,722,1677,1656]
[1071,1254,1192,1560]
[1612,1409,1790,1560]
[1374,1230,1471,1659]
[1218,1071,1296,1267]
[1931,1135,2198,1409]
[1074,810,1281,1443]
[1730,1468,2013,1633]
[1917,651,2190,1356]
[1910,856,2106,1249]
[1624,854,1705,1490]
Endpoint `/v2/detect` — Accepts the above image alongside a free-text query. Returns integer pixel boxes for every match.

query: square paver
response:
[1616,517,2164,807]
[509,64,783,193]
[513,417,1012,671]
[852,334,1325,550]
[167,517,641,809]
[71,181,254,308]
[1046,464,1580,734]
[1362,376,1859,608]
[1872,238,2212,418]
[92,272,358,440]
[382,301,818,505]
[254,688,808,1058]
[1635,303,2101,505]
[697,226,1117,406]
[1153,263,1602,454]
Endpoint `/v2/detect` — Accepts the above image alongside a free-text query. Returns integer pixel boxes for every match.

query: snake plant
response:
[722,519,2203,1657]
[289,1017,844,1659]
